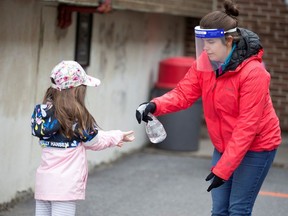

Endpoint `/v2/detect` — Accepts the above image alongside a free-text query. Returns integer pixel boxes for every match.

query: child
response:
[31,60,135,216]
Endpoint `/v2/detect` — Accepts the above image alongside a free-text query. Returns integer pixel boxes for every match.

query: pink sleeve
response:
[83,130,123,151]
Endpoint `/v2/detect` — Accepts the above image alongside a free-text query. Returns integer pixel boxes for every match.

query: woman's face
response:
[203,38,231,63]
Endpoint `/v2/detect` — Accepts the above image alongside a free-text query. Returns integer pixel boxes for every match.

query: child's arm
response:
[83,130,134,151]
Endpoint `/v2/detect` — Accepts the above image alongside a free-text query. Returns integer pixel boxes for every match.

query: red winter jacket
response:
[152,49,281,180]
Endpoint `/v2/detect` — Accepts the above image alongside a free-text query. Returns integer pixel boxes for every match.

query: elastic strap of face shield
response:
[224,28,238,41]
[224,28,237,34]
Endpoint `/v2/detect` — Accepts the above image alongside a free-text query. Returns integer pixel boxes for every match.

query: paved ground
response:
[1,136,288,216]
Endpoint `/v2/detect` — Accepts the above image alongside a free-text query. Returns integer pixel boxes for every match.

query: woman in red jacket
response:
[136,0,281,215]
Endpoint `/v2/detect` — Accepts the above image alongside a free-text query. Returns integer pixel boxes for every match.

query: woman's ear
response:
[226,36,234,47]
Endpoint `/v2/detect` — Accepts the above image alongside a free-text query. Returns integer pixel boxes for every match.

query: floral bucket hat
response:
[50,60,101,90]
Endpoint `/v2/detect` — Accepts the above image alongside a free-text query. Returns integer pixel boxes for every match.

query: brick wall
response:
[185,0,288,131]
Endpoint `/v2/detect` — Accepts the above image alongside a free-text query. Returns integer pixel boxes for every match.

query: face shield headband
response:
[194,26,237,72]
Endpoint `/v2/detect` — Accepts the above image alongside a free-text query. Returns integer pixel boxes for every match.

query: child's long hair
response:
[43,85,98,138]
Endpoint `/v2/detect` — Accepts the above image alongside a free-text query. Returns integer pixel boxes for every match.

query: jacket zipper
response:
[212,80,225,152]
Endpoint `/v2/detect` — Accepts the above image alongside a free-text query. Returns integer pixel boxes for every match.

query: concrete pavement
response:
[1,134,288,216]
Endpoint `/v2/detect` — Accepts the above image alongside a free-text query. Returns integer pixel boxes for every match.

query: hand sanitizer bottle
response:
[145,113,167,143]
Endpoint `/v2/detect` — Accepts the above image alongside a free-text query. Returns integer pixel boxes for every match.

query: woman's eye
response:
[207,40,215,44]
[203,39,215,45]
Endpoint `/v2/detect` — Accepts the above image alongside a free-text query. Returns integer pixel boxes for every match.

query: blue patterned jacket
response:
[31,103,97,147]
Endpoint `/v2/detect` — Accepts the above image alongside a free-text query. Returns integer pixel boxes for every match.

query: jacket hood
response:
[225,28,263,72]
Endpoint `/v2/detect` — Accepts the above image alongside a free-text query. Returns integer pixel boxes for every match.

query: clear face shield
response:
[194,26,227,72]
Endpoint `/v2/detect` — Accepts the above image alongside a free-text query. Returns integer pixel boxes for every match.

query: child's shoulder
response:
[32,102,54,119]
[31,102,60,139]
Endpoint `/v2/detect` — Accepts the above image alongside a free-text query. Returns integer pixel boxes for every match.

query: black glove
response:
[205,172,225,192]
[135,102,156,124]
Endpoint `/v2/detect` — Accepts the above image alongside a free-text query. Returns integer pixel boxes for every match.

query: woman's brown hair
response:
[200,0,240,39]
[43,85,98,138]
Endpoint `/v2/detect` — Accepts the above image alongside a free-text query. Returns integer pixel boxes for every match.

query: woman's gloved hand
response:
[205,172,226,192]
[135,102,156,124]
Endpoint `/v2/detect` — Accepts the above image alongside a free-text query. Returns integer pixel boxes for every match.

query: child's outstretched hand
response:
[123,131,135,142]
[117,131,135,147]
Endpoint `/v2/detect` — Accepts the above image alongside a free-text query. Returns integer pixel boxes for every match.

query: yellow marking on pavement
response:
[260,191,288,198]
